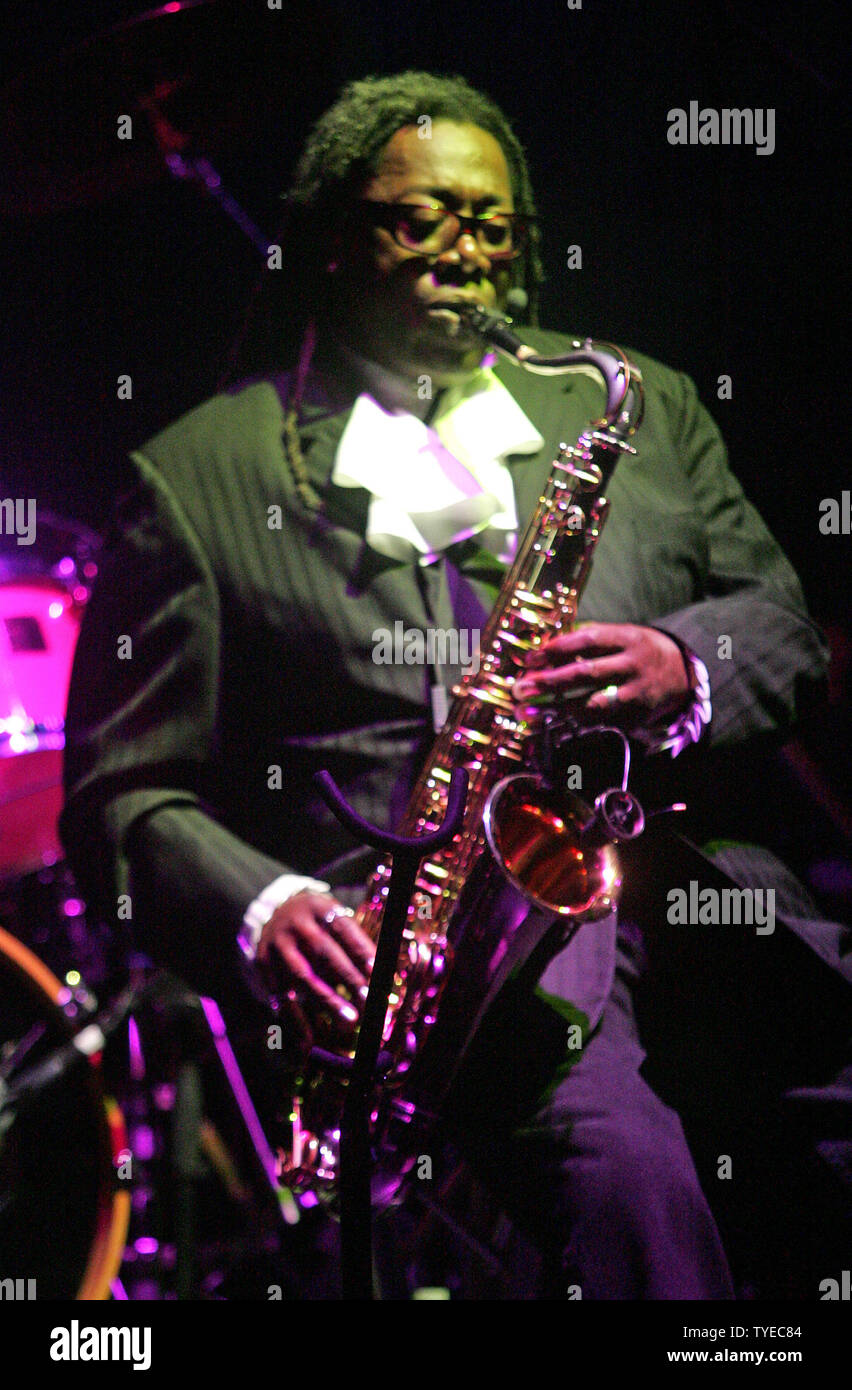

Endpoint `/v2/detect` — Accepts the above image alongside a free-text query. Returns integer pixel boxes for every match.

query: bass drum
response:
[0,925,130,1298]
[0,507,99,882]
[0,574,87,880]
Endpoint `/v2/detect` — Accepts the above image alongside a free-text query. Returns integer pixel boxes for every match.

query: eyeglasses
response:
[357,200,534,260]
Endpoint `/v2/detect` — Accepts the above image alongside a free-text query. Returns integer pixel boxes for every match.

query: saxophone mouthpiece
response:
[456,301,536,361]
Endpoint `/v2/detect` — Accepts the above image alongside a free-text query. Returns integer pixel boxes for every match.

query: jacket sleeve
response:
[60,449,298,1000]
[652,370,829,747]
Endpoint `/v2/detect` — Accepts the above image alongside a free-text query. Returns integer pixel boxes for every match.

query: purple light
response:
[128,1015,145,1081]
[134,1237,159,1257]
[62,897,85,918]
[130,1124,156,1161]
[72,585,88,603]
[58,556,75,577]
[83,562,98,578]
[152,1082,176,1110]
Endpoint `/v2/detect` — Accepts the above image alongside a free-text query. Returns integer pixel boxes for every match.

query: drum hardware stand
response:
[0,962,300,1296]
[0,978,143,1119]
[314,767,468,1302]
[136,85,271,259]
[196,994,301,1230]
[120,971,303,1298]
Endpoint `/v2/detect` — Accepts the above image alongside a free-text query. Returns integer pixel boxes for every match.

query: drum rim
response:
[0,732,65,760]
[0,572,88,605]
[0,924,130,1300]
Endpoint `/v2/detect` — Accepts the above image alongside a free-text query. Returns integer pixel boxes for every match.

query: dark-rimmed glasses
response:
[357,200,534,260]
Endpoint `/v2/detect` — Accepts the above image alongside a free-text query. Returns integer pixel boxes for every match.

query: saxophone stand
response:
[314,768,469,1301]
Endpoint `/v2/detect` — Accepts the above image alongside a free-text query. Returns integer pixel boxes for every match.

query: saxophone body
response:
[282,321,645,1192]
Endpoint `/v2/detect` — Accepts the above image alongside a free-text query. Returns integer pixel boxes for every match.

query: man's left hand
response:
[513,622,691,728]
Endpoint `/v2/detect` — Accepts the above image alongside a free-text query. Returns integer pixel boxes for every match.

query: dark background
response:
[2,0,849,808]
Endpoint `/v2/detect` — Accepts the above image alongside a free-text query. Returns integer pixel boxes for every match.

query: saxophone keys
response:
[426,766,452,783]
[462,686,514,711]
[512,588,554,607]
[496,627,535,649]
[453,725,492,746]
[512,605,552,626]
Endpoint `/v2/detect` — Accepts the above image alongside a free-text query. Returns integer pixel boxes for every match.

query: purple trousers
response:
[456,920,736,1300]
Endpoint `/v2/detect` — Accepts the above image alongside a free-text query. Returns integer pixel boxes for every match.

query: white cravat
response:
[331,365,544,564]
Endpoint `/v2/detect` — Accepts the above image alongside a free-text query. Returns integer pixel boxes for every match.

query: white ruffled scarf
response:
[331,356,543,564]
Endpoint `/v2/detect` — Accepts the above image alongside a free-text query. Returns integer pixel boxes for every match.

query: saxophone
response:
[282,309,645,1191]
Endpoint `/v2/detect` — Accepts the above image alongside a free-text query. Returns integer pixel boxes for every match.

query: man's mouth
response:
[424,298,484,333]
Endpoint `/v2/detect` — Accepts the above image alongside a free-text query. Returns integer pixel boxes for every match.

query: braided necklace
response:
[282,322,323,514]
[282,402,323,514]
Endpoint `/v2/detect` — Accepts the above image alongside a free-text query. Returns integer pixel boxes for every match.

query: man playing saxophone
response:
[62,71,850,1299]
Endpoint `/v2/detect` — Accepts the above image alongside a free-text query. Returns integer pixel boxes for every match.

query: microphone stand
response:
[314,767,468,1302]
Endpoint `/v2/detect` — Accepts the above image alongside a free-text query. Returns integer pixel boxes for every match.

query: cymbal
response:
[1,0,335,218]
[0,506,101,581]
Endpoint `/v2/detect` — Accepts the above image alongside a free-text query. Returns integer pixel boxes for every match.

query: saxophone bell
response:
[481,762,647,921]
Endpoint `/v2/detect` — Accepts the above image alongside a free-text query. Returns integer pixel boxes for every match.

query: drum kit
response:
[0,510,131,1298]
[0,516,97,881]
[1,1,306,1301]
[0,515,297,1298]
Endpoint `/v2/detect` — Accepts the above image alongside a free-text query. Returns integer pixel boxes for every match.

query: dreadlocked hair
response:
[282,70,544,330]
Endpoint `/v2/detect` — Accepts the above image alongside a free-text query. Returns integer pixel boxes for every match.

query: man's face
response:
[326,120,517,387]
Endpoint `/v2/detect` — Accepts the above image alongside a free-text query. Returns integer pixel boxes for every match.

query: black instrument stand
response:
[314,767,468,1301]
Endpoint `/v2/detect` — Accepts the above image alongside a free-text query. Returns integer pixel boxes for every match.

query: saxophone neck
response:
[457,304,644,432]
[572,341,644,435]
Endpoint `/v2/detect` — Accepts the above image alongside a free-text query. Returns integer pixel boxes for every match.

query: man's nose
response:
[437,228,490,272]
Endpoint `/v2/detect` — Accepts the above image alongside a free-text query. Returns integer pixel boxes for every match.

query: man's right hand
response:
[256,891,375,1036]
